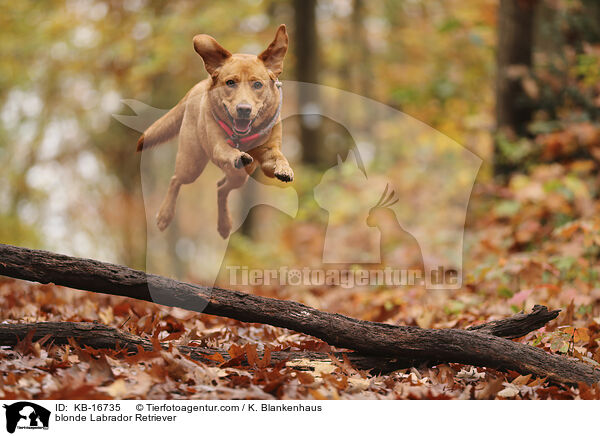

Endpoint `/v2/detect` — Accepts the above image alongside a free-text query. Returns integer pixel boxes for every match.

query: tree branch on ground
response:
[0,311,562,374]
[0,243,597,385]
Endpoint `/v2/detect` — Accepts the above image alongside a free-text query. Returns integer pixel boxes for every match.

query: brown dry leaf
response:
[497,384,520,398]
[295,372,315,385]
[512,374,532,386]
[100,379,128,398]
[455,367,485,383]
[476,377,505,399]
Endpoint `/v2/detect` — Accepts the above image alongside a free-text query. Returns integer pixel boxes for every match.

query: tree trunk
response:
[293,0,322,164]
[349,0,371,98]
[495,0,538,176]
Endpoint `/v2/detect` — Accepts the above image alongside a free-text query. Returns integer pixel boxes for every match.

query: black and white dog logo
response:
[3,402,50,433]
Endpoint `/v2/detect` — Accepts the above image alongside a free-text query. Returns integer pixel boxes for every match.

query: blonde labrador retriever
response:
[137,25,294,238]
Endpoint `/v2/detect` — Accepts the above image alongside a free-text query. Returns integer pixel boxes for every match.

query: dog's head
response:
[193,25,288,135]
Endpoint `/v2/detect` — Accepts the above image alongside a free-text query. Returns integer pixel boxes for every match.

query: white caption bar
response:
[0,400,590,435]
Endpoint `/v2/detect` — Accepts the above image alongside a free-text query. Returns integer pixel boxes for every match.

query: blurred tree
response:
[494,0,600,174]
[494,0,539,176]
[292,0,322,164]
[349,0,371,98]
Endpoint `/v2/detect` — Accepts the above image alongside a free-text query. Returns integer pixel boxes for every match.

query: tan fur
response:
[137,88,193,152]
[138,25,294,238]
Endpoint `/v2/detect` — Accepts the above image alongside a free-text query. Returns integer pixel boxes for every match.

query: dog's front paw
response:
[234,152,253,169]
[274,164,294,182]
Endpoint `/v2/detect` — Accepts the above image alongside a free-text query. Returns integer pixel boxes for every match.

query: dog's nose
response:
[236,103,252,118]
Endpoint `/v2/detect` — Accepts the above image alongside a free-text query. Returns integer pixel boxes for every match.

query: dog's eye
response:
[225,80,236,88]
[252,81,263,90]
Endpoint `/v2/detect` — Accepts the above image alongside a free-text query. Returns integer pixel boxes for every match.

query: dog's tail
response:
[136,91,190,152]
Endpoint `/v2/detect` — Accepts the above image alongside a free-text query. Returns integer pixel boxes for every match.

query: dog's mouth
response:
[232,118,253,135]
[222,104,256,135]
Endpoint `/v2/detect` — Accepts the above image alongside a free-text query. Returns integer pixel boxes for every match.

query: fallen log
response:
[0,243,598,385]
[0,314,560,374]
[0,321,401,373]
[466,304,560,339]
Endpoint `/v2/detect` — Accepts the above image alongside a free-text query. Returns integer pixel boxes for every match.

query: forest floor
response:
[2,163,600,400]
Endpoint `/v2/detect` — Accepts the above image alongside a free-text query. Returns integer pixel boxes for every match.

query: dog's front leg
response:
[249,122,294,182]
[252,144,294,182]
[211,141,254,171]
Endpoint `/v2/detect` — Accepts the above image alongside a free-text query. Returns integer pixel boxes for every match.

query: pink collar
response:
[213,80,283,151]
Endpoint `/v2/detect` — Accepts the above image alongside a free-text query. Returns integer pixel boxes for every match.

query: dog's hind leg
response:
[156,130,209,231]
[156,175,183,231]
[216,164,256,238]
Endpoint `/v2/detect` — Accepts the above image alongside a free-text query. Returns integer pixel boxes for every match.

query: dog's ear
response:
[259,24,288,76]
[193,34,232,76]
